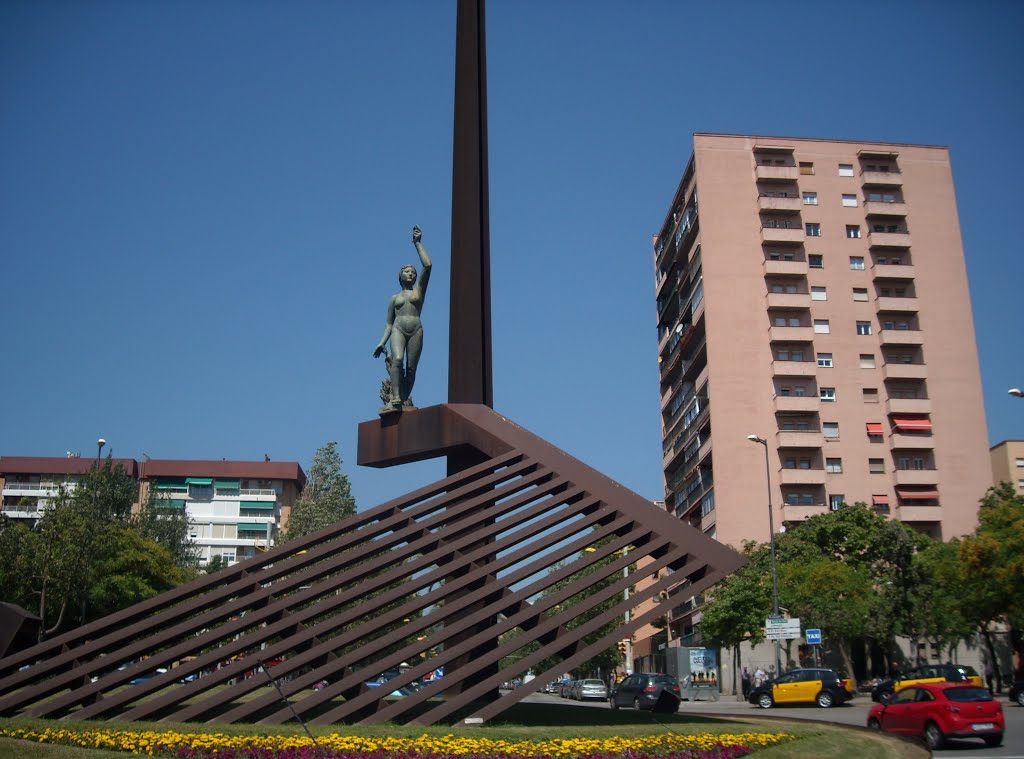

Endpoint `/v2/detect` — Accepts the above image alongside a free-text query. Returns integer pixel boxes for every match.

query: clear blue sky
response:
[2,0,1021,510]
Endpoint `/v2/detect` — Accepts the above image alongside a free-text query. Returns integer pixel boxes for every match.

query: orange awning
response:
[872,494,890,505]
[896,488,940,500]
[892,417,932,431]
[866,423,884,435]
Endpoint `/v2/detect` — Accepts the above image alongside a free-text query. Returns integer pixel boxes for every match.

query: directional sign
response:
[764,617,801,640]
[766,617,800,628]
[805,628,822,645]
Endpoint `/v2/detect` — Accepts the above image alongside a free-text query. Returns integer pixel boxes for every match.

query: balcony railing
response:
[239,489,277,497]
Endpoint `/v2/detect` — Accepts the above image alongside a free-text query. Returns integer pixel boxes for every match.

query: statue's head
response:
[399,265,418,287]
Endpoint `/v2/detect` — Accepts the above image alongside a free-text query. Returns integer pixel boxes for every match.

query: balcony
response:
[780,503,828,521]
[876,295,919,313]
[777,430,824,448]
[883,362,928,380]
[861,170,903,187]
[894,468,938,486]
[758,195,802,213]
[887,397,931,415]
[761,223,804,244]
[768,325,814,342]
[890,433,935,449]
[779,468,827,485]
[869,230,912,248]
[896,505,941,522]
[864,200,908,216]
[772,360,817,377]
[763,259,808,277]
[879,329,923,346]
[766,292,811,309]
[873,263,915,280]
[756,165,799,182]
[774,395,819,412]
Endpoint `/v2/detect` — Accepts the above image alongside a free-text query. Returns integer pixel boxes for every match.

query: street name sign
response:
[764,617,801,640]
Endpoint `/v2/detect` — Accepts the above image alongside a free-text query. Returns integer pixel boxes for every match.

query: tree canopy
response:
[282,441,356,542]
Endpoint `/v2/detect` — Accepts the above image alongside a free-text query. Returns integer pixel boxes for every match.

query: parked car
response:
[748,667,850,709]
[609,673,681,713]
[868,682,1004,749]
[871,663,982,703]
[574,678,608,700]
[1008,678,1024,706]
[559,680,576,698]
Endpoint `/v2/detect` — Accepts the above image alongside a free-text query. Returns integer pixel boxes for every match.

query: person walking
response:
[741,666,751,698]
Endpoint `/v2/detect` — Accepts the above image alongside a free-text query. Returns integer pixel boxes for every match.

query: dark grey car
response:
[609,673,681,712]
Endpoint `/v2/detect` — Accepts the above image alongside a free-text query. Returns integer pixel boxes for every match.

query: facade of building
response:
[654,133,990,552]
[990,439,1024,494]
[0,456,305,566]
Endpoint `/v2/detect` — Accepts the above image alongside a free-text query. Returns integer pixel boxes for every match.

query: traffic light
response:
[616,640,628,659]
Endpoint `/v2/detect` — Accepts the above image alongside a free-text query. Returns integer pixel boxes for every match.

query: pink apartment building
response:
[654,134,990,560]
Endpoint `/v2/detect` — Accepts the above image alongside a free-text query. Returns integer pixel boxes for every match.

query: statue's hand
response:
[373,345,385,358]
[412,225,422,244]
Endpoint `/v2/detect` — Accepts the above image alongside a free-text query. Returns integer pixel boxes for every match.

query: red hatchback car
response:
[867,682,1004,749]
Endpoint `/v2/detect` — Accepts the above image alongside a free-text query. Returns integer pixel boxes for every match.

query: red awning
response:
[872,494,890,505]
[896,488,940,500]
[866,423,884,435]
[892,417,932,431]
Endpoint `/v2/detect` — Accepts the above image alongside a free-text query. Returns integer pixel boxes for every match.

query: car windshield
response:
[944,687,992,702]
[582,680,603,686]
[651,675,676,685]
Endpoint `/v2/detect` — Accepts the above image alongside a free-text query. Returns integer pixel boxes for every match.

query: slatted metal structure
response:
[0,404,743,726]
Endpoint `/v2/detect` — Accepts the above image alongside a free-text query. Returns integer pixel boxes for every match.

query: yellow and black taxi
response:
[872,663,982,703]
[748,667,851,709]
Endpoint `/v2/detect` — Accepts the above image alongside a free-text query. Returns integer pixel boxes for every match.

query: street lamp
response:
[747,434,782,677]
[1009,388,1023,398]
[96,438,107,467]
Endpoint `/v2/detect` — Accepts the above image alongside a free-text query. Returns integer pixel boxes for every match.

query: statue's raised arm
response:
[373,225,432,413]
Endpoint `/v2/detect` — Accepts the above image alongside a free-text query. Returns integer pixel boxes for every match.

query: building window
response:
[809,254,824,268]
[1016,457,1024,467]
[811,286,827,301]
[823,422,839,439]
[814,319,830,334]
[820,387,836,402]
[846,225,862,239]
[803,191,818,205]
[800,162,815,175]
[863,388,879,403]
[856,321,872,335]
[859,353,876,368]
[838,164,854,177]
[806,222,821,237]
[817,353,833,367]
[869,458,885,473]
[829,494,845,510]
[842,194,858,207]
[785,493,800,505]
[793,386,807,396]
[826,458,843,473]
[853,287,869,302]
[849,256,865,270]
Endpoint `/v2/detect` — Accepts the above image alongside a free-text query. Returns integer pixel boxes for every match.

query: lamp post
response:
[747,434,782,677]
[1009,388,1023,398]
[96,438,107,467]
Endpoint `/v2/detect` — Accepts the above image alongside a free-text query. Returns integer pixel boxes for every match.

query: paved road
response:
[523,691,1024,757]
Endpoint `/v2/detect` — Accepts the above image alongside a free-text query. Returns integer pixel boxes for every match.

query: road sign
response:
[764,628,801,641]
[764,617,801,640]
[805,628,822,645]
[766,617,800,628]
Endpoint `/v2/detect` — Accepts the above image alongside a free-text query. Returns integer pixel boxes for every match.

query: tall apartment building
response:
[654,134,991,552]
[0,456,305,566]
[990,440,1024,494]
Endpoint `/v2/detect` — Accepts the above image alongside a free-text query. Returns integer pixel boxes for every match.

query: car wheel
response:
[982,733,1003,748]
[816,690,834,708]
[609,697,618,710]
[867,717,881,730]
[757,693,773,709]
[1017,690,1024,707]
[923,721,945,750]
[633,697,642,710]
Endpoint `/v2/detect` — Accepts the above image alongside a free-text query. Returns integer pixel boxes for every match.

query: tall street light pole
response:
[1009,388,1023,398]
[96,438,106,468]
[747,434,782,677]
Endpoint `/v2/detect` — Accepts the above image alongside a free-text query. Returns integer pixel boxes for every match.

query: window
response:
[842,194,858,207]
[785,493,800,505]
[856,321,872,335]
[811,286,827,301]
[820,387,836,402]
[826,458,843,473]
[809,254,824,268]
[869,458,885,473]
[1016,458,1024,467]
[814,319,830,334]
[859,353,876,368]
[849,256,865,270]
[817,352,833,367]
[863,388,879,403]
[829,494,845,510]
[793,386,807,396]
[800,162,815,175]
[846,225,862,239]
[838,164,854,177]
[823,422,839,439]
[853,287,869,302]
[803,191,818,205]
[806,222,821,237]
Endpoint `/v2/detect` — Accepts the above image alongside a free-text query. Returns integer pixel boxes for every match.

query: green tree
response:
[912,540,972,662]
[282,441,356,542]
[133,489,200,570]
[88,528,193,619]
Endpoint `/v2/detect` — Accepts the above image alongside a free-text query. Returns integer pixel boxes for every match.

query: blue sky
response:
[2,0,1021,510]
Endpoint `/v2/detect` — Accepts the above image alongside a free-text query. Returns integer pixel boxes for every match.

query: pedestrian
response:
[985,665,994,693]
[741,666,751,698]
[754,666,765,688]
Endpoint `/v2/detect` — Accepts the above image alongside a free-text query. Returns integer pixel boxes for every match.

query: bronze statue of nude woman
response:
[374,225,432,412]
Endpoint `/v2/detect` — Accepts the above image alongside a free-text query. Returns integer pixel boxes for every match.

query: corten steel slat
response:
[0,449,523,689]
[449,0,493,410]
[60,462,567,721]
[9,457,542,717]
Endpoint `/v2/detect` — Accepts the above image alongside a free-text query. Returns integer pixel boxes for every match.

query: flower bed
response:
[0,728,794,759]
